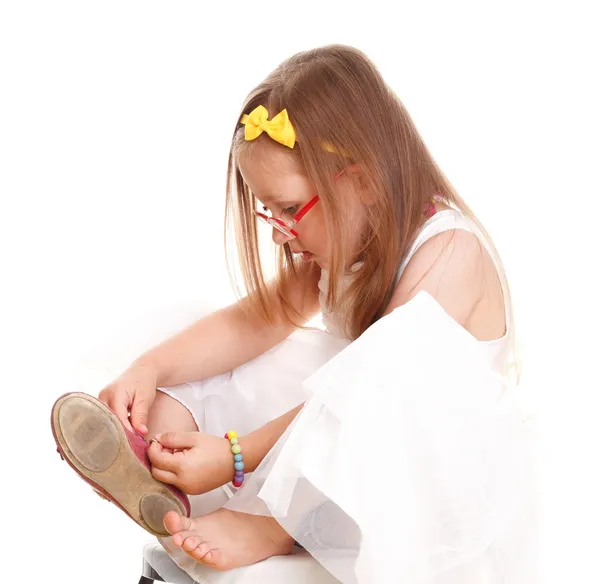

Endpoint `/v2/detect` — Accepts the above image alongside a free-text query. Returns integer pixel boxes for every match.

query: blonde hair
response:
[224,44,519,377]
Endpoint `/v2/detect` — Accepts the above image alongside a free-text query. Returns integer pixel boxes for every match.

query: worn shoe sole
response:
[51,392,188,537]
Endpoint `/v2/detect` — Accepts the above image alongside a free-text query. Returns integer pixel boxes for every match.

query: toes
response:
[163,510,193,535]
[163,510,181,535]
[202,549,216,565]
[172,533,184,547]
[165,520,219,566]
[182,536,201,552]
[174,535,219,566]
[188,542,216,564]
[171,529,196,547]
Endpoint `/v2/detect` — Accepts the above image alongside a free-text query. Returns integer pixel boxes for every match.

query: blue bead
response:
[234,454,243,462]
[234,461,245,471]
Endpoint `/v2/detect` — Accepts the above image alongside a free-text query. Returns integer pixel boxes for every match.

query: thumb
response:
[130,393,152,435]
[154,431,199,450]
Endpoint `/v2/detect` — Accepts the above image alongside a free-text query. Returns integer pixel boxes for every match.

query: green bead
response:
[231,444,242,455]
[229,437,239,445]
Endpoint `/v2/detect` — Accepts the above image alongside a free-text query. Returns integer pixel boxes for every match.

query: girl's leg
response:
[151,392,294,569]
[146,389,198,438]
[148,389,233,517]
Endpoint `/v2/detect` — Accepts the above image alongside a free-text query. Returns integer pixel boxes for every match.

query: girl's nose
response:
[272,227,290,246]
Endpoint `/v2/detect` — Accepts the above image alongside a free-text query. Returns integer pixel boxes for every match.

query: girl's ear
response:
[346,166,376,205]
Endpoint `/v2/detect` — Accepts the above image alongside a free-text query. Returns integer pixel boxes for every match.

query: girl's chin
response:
[296,251,327,269]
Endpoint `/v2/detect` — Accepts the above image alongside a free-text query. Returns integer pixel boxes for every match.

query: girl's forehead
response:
[238,144,311,205]
[238,139,300,175]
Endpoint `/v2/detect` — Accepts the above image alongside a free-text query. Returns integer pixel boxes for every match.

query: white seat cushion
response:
[142,542,340,584]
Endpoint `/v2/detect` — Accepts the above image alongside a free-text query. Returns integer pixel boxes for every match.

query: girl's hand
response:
[98,362,158,435]
[147,432,234,495]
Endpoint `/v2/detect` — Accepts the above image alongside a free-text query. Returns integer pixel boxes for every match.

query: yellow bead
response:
[231,444,242,455]
[227,431,238,439]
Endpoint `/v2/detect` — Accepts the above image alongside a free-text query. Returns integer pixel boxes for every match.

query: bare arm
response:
[239,404,303,472]
[147,404,305,494]
[135,265,321,387]
[100,263,322,434]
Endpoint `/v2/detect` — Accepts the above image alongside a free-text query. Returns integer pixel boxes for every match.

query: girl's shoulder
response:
[384,227,487,329]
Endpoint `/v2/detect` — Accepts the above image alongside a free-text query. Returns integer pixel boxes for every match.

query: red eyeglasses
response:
[253,196,318,239]
[253,164,360,240]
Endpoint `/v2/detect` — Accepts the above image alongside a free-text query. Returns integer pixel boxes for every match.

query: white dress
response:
[157,209,537,584]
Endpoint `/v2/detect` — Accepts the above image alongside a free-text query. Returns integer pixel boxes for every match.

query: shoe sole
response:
[51,392,187,537]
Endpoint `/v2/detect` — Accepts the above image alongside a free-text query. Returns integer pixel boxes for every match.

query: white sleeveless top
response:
[318,208,513,376]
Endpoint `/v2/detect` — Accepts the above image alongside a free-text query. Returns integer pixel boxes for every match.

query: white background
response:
[1,1,598,582]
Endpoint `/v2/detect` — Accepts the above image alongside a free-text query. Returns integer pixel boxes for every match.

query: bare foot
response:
[163,508,295,570]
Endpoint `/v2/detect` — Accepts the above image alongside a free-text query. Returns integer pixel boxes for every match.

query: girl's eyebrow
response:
[256,194,297,207]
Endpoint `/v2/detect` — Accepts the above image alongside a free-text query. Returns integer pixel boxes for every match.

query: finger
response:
[154,431,199,450]
[97,388,109,405]
[147,441,181,472]
[104,395,134,432]
[130,394,151,435]
[151,465,179,486]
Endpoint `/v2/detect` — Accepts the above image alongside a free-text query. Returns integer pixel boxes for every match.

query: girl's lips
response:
[291,249,314,261]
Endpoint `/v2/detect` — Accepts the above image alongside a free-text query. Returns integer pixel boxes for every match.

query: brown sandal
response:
[51,392,191,537]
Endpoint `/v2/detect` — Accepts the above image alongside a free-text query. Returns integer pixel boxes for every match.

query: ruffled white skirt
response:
[159,292,538,584]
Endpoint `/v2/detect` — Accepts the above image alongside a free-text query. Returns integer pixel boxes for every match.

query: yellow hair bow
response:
[240,105,296,149]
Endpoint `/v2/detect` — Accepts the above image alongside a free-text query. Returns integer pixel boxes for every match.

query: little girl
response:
[51,45,535,583]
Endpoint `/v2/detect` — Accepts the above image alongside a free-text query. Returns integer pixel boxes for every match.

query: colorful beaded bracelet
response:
[224,431,244,488]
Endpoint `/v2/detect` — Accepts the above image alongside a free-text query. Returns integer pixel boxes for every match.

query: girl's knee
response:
[147,389,199,436]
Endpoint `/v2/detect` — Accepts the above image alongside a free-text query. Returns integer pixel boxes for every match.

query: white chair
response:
[138,542,340,584]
